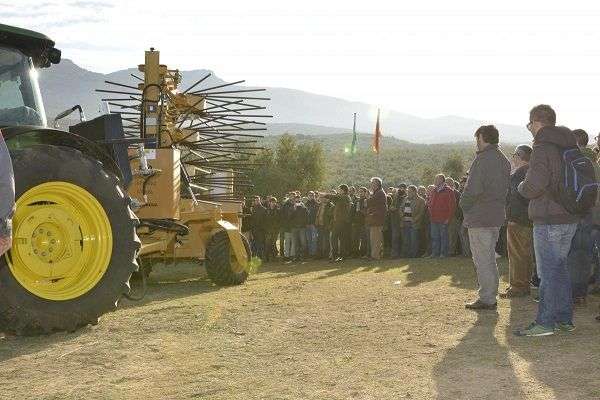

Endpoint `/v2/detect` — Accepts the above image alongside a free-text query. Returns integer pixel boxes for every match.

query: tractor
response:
[0,24,264,335]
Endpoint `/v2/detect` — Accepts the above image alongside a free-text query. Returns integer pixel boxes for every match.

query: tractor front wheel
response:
[0,145,139,335]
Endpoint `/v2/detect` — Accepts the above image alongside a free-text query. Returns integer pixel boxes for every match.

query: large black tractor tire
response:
[0,145,139,335]
[205,230,250,286]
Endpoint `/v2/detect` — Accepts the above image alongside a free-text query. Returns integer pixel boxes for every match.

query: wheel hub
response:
[6,181,113,301]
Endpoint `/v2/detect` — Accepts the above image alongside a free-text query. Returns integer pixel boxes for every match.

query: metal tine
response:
[202,99,245,113]
[194,88,266,96]
[104,80,141,91]
[202,113,272,119]
[96,89,143,96]
[207,106,267,114]
[212,116,267,125]
[190,79,245,94]
[204,95,270,101]
[108,102,140,111]
[182,72,212,94]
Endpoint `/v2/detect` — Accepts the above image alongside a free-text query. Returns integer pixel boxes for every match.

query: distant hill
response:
[38,59,529,144]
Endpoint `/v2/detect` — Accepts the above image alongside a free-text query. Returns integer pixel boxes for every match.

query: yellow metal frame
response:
[7,182,113,300]
[130,48,249,269]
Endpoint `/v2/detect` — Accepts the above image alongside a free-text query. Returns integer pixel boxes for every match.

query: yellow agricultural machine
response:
[0,24,267,335]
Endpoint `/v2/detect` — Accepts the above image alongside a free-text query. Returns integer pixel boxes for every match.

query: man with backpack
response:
[567,129,598,306]
[515,104,582,337]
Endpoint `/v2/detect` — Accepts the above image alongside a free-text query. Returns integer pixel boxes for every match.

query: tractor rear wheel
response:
[204,231,250,286]
[0,145,139,335]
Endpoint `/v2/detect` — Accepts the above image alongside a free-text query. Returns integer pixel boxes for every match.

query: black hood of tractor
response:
[0,23,61,68]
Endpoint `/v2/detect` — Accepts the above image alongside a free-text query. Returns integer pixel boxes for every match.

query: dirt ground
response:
[1,256,599,400]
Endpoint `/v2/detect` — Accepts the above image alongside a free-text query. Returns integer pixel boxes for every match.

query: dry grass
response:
[0,257,599,399]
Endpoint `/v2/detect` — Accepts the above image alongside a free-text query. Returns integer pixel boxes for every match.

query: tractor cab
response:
[0,23,61,127]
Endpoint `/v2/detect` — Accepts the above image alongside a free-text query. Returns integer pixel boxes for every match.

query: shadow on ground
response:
[433,312,524,399]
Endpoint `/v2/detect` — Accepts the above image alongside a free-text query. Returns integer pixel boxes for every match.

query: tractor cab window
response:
[0,47,46,127]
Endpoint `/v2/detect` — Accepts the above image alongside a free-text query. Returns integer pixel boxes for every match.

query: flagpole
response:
[351,112,357,155]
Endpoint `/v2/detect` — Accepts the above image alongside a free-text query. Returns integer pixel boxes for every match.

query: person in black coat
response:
[265,197,281,262]
[251,196,267,260]
[290,195,309,260]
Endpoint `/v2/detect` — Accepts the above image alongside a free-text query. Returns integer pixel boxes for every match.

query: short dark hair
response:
[398,183,407,189]
[530,104,556,126]
[572,129,589,147]
[339,184,349,194]
[515,144,532,162]
[475,125,499,145]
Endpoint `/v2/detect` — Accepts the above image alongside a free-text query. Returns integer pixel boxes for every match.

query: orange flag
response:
[372,108,381,153]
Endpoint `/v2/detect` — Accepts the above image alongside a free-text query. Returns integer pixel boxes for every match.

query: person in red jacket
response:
[427,174,456,258]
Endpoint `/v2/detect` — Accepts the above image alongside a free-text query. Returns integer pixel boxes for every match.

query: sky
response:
[3,0,600,132]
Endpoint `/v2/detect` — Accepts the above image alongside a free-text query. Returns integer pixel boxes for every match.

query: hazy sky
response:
[3,0,600,132]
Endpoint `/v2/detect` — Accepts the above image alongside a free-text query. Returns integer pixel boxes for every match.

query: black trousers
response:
[331,223,350,259]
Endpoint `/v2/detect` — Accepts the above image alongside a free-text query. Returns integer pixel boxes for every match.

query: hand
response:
[0,234,12,256]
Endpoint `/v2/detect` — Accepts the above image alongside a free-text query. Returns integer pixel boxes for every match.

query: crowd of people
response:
[241,104,600,336]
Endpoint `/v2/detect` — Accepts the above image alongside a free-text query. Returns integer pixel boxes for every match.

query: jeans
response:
[592,227,600,284]
[568,221,593,298]
[534,223,577,328]
[284,231,293,258]
[401,223,420,258]
[306,225,318,257]
[253,231,266,260]
[291,227,307,259]
[430,222,449,258]
[317,226,330,258]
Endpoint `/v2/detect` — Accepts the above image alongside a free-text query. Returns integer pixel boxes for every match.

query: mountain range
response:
[38,59,529,144]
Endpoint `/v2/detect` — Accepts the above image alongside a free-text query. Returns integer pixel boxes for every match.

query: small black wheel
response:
[204,231,250,286]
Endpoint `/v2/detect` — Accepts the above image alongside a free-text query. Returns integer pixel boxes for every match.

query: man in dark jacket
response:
[265,197,281,262]
[290,194,309,261]
[352,187,369,257]
[324,185,352,262]
[316,193,334,259]
[461,125,511,310]
[515,104,579,337]
[280,195,294,260]
[251,196,267,260]
[0,131,14,256]
[501,144,534,298]
[366,177,387,259]
[305,191,319,258]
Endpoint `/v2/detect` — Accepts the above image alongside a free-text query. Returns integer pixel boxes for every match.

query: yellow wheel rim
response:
[7,182,113,301]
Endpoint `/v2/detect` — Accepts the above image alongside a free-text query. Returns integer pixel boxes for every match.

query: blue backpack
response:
[554,146,598,215]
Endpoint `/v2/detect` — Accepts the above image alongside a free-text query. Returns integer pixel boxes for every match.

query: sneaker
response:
[465,300,497,310]
[514,322,554,337]
[556,322,576,332]
[499,288,529,299]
